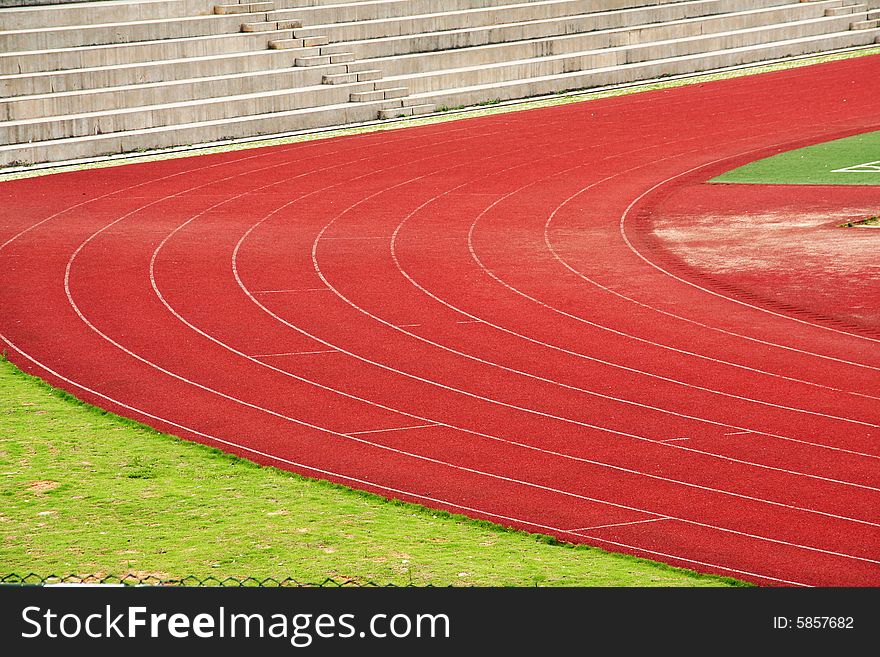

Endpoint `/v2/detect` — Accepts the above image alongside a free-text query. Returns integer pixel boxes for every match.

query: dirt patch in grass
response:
[26,480,61,495]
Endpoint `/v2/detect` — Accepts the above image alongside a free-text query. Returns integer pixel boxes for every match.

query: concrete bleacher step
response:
[303,35,330,47]
[351,3,854,80]
[0,64,353,120]
[349,86,407,101]
[0,12,266,52]
[0,0,218,31]
[317,0,837,59]
[0,97,406,167]
[377,103,435,119]
[242,20,303,32]
[0,49,303,97]
[404,27,880,111]
[327,52,356,63]
[290,0,723,43]
[850,17,880,25]
[268,38,305,49]
[214,2,275,15]
[1,28,298,75]
[322,69,382,84]
[252,0,597,30]
[825,3,865,14]
[380,14,870,96]
[294,55,332,66]
[0,78,388,145]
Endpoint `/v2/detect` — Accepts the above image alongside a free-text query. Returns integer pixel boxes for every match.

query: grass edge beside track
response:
[0,356,746,587]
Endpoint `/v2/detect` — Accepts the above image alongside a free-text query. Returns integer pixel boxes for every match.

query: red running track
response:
[2,56,879,587]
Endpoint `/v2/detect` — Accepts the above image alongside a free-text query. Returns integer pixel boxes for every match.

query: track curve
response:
[2,55,879,586]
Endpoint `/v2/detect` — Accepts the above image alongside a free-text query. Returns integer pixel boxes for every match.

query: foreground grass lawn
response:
[0,358,742,586]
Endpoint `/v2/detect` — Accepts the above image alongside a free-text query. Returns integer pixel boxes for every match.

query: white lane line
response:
[456,320,482,324]
[212,116,880,547]
[660,437,690,442]
[725,431,753,436]
[396,323,422,328]
[462,148,880,393]
[0,336,819,587]
[0,130,315,253]
[253,349,338,358]
[77,249,880,571]
[571,517,671,532]
[347,424,440,436]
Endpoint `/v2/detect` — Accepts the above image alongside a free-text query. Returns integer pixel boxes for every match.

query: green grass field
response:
[0,357,744,587]
[712,130,880,186]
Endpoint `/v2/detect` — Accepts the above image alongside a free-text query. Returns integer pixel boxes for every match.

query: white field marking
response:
[0,336,816,587]
[618,155,880,347]
[571,517,672,532]
[725,431,754,436]
[53,99,880,563]
[832,160,880,173]
[396,323,422,328]
[255,288,330,293]
[253,349,338,358]
[545,166,880,370]
[456,320,482,324]
[346,423,439,435]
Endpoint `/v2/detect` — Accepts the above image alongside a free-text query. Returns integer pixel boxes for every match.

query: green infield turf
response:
[712,130,880,186]
[0,357,744,587]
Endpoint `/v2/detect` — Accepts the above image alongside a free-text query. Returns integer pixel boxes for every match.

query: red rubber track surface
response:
[2,56,879,587]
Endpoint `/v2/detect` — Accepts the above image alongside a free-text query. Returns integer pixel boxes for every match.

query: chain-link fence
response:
[0,573,414,587]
